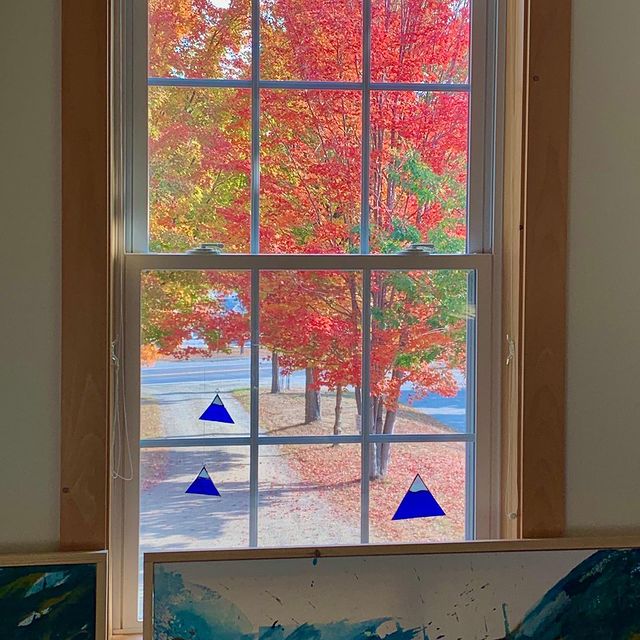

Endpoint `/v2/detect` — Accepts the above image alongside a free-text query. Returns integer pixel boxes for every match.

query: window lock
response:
[187,242,225,255]
[399,243,436,255]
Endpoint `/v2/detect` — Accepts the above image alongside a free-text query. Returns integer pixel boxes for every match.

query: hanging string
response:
[203,360,206,435]
[111,248,134,482]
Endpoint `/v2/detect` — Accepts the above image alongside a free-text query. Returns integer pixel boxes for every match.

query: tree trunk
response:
[377,364,403,477]
[369,396,386,479]
[374,397,384,434]
[332,385,343,439]
[379,408,397,478]
[372,397,386,476]
[304,367,322,423]
[270,351,280,393]
[369,440,379,480]
[354,385,362,416]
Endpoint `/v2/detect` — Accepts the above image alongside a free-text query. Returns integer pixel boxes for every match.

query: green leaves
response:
[394,346,443,368]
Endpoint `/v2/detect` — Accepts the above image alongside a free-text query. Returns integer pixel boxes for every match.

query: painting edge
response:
[0,549,107,640]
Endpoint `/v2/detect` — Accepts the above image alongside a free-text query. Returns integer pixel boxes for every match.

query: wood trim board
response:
[500,0,527,540]
[518,0,571,539]
[0,550,108,640]
[500,0,571,538]
[60,0,112,550]
[143,536,640,566]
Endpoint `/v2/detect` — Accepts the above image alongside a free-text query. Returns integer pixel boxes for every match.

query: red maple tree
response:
[143,0,470,478]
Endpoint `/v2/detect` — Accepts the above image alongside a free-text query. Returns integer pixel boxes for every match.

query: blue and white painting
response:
[152,547,640,640]
[0,562,97,639]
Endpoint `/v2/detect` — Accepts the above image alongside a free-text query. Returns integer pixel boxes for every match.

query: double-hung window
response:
[115,0,500,630]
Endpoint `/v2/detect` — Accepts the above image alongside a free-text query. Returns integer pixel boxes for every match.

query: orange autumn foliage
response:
[143,0,471,472]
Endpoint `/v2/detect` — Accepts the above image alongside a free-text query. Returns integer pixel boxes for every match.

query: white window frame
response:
[111,0,504,632]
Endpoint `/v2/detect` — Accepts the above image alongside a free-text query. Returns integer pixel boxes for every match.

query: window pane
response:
[260,0,362,81]
[141,270,251,439]
[149,87,251,253]
[148,0,251,79]
[140,446,250,552]
[369,91,469,253]
[260,90,361,253]
[370,270,470,436]
[371,0,470,84]
[368,442,467,543]
[258,271,362,436]
[258,444,361,545]
[139,444,250,615]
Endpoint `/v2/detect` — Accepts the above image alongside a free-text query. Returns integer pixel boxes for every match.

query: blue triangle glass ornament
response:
[185,466,221,497]
[392,474,445,520]
[199,393,234,424]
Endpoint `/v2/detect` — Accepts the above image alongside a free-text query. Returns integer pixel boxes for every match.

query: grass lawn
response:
[234,389,466,543]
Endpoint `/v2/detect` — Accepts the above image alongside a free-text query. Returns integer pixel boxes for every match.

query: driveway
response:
[139,383,359,554]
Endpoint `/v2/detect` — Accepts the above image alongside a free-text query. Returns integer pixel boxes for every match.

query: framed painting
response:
[0,550,107,639]
[144,538,640,640]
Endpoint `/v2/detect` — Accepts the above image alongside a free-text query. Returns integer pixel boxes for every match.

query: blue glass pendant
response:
[392,474,445,520]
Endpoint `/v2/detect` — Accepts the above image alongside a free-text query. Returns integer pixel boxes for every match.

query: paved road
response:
[142,357,467,432]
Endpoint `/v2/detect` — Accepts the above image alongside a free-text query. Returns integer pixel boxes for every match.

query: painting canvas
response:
[0,552,106,640]
[147,541,640,640]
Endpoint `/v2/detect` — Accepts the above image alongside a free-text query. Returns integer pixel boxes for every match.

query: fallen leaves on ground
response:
[140,401,170,491]
[247,390,466,543]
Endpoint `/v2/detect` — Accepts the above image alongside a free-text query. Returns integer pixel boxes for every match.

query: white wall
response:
[566,0,640,533]
[0,1,60,549]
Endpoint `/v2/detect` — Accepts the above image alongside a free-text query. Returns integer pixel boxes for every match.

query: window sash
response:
[118,252,494,622]
[127,0,494,255]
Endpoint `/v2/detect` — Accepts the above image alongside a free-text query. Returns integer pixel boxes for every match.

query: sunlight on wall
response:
[566,0,640,533]
[0,0,60,549]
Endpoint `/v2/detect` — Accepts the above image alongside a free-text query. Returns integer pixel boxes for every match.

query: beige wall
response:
[0,1,60,549]
[566,0,640,533]
[0,0,639,549]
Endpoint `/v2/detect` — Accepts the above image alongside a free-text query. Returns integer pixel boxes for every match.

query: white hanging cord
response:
[111,338,134,481]
[202,361,207,435]
[111,247,134,482]
[504,333,519,526]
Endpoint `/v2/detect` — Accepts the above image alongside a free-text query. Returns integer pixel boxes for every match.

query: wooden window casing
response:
[500,0,570,539]
[61,0,112,551]
[60,0,571,550]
